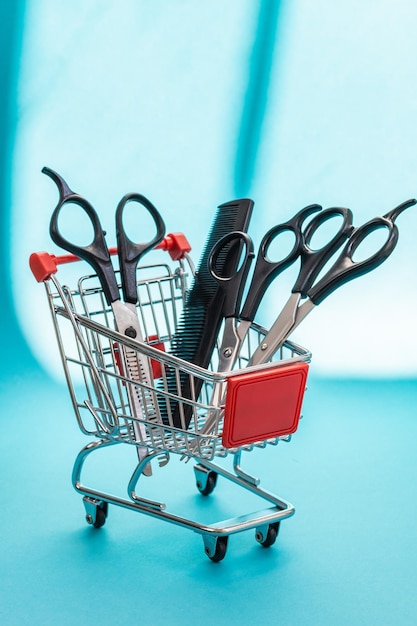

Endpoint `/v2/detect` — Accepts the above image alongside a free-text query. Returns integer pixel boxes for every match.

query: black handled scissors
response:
[43,166,166,472]
[208,204,354,373]
[189,203,355,446]
[250,198,417,365]
[44,166,165,311]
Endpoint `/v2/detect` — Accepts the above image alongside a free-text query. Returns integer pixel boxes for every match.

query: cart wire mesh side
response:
[30,242,312,561]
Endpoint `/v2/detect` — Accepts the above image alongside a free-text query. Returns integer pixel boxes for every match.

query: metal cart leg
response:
[193,450,293,560]
[71,441,295,561]
[193,450,293,513]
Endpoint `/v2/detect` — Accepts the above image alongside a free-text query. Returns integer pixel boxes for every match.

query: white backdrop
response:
[12,0,417,378]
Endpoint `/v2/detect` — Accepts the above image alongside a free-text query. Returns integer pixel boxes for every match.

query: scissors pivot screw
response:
[125,326,137,339]
[261,342,268,351]
[223,348,233,358]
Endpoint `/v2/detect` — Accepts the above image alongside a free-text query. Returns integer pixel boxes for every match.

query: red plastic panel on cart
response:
[222,362,309,448]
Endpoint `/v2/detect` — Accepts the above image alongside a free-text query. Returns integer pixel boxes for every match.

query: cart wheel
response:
[197,471,217,496]
[204,536,229,562]
[255,522,280,548]
[84,499,108,529]
[194,464,218,496]
[92,507,107,529]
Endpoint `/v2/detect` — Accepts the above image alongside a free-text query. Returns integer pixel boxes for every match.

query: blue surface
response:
[1,372,416,625]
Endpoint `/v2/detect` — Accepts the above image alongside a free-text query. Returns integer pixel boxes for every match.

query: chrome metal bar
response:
[71,441,294,537]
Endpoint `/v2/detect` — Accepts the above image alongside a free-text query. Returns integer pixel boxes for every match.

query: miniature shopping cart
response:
[30,236,311,562]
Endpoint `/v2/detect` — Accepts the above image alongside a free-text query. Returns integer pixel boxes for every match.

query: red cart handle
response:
[29,232,192,282]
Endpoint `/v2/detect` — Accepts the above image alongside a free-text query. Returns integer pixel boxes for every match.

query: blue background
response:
[1,2,417,624]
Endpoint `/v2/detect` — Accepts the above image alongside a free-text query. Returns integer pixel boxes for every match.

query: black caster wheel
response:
[255,522,280,547]
[91,506,107,529]
[84,499,108,528]
[197,471,218,496]
[204,536,229,562]
[194,464,218,496]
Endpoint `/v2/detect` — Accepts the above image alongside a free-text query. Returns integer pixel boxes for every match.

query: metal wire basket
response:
[30,243,311,561]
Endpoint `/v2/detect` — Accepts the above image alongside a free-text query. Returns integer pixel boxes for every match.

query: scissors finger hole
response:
[305,213,346,251]
[209,232,253,281]
[264,229,297,263]
[120,198,162,244]
[56,201,97,247]
[350,224,391,262]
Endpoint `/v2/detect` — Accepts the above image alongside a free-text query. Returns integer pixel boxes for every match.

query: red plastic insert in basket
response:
[222,362,309,448]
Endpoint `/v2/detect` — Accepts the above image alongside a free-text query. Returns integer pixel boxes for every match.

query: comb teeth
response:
[159,198,254,429]
[169,304,206,361]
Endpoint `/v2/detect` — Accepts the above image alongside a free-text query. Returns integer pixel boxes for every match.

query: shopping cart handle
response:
[157,233,191,260]
[29,251,60,282]
[29,233,192,282]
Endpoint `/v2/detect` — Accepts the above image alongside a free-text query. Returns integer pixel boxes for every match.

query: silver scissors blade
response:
[248,292,302,366]
[216,318,252,373]
[112,300,161,475]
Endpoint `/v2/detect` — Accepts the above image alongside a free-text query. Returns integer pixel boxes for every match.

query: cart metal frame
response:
[30,245,311,561]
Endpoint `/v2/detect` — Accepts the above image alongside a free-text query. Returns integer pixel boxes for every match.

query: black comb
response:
[161,198,254,429]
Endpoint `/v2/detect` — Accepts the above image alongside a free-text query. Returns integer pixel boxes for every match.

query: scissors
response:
[184,203,355,449]
[249,198,417,366]
[209,204,355,373]
[43,166,166,474]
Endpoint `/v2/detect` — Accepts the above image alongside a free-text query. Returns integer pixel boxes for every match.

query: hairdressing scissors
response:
[249,198,417,365]
[209,204,354,373]
[43,166,166,474]
[185,203,354,448]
